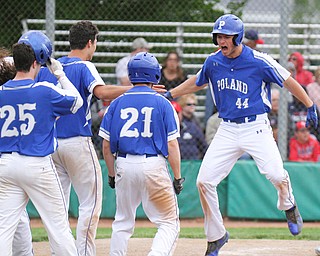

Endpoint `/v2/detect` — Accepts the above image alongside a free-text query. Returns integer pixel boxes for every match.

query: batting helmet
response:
[18,30,53,65]
[211,14,244,46]
[127,52,161,84]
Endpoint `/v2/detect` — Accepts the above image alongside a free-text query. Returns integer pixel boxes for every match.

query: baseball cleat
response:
[315,246,320,256]
[285,205,303,236]
[205,231,229,256]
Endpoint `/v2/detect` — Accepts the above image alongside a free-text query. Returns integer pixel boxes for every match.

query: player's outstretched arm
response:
[283,76,318,128]
[167,75,207,99]
[283,76,313,108]
[94,84,166,101]
[93,84,132,101]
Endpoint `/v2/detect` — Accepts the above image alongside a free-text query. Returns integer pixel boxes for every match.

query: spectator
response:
[115,37,151,86]
[177,93,201,128]
[177,94,208,159]
[159,50,188,91]
[288,121,320,162]
[287,61,296,78]
[171,100,183,121]
[288,86,320,141]
[243,29,264,50]
[306,67,320,112]
[288,52,314,86]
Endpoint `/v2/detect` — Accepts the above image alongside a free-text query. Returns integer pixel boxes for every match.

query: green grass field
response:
[31,227,320,242]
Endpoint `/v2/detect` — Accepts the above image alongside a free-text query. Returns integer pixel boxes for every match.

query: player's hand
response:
[108,175,115,189]
[173,177,185,195]
[306,104,318,129]
[152,84,166,93]
[47,58,65,79]
[162,91,174,101]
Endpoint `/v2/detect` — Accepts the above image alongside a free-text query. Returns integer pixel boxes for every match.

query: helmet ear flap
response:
[233,35,239,46]
[212,34,218,45]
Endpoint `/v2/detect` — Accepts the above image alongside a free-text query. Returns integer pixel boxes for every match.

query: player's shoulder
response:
[33,80,57,90]
[202,50,223,67]
[108,93,125,108]
[61,57,95,69]
[207,49,222,60]
[249,47,275,63]
[155,94,177,112]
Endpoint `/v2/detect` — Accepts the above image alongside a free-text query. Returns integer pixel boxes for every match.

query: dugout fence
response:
[27,160,320,220]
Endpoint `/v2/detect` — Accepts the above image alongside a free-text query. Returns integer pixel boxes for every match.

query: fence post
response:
[46,0,56,55]
[176,23,184,58]
[278,1,290,161]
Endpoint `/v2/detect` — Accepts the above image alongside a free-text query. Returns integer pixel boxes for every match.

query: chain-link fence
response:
[1,0,320,160]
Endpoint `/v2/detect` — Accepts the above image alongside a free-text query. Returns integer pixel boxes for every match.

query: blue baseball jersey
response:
[0,79,78,156]
[99,86,180,157]
[36,57,104,138]
[196,45,291,119]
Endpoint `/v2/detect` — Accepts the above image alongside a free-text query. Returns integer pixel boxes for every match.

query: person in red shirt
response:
[288,52,314,87]
[289,121,320,162]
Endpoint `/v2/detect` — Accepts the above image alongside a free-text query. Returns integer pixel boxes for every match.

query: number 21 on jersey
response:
[120,107,153,138]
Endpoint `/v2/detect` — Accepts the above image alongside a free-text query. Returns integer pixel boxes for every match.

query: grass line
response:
[31,227,320,242]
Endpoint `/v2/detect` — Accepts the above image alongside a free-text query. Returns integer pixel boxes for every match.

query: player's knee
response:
[197,175,219,187]
[196,178,205,189]
[262,160,285,184]
[196,179,217,197]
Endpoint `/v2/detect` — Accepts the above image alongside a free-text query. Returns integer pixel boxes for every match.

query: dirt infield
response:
[31,218,320,256]
[33,238,319,256]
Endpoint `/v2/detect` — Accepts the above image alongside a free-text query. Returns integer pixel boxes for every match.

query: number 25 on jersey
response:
[0,103,36,137]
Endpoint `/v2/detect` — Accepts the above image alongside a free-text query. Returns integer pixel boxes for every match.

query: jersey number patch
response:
[119,107,153,138]
[0,103,36,137]
[236,98,249,109]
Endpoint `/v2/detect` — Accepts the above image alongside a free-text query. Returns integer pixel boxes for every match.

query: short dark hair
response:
[12,43,36,72]
[69,20,99,50]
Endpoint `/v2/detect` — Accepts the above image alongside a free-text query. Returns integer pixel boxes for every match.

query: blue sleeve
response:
[81,62,105,93]
[99,105,114,141]
[256,52,290,87]
[163,99,180,140]
[50,88,77,116]
[196,57,210,86]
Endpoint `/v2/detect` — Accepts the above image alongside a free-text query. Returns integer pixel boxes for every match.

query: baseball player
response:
[164,14,318,256]
[99,52,184,256]
[0,31,83,255]
[0,51,33,256]
[35,21,165,256]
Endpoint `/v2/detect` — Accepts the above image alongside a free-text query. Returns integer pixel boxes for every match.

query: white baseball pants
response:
[53,136,102,256]
[110,154,180,256]
[197,114,295,241]
[0,152,77,256]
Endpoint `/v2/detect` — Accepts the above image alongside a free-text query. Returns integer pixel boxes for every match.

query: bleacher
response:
[21,19,320,126]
